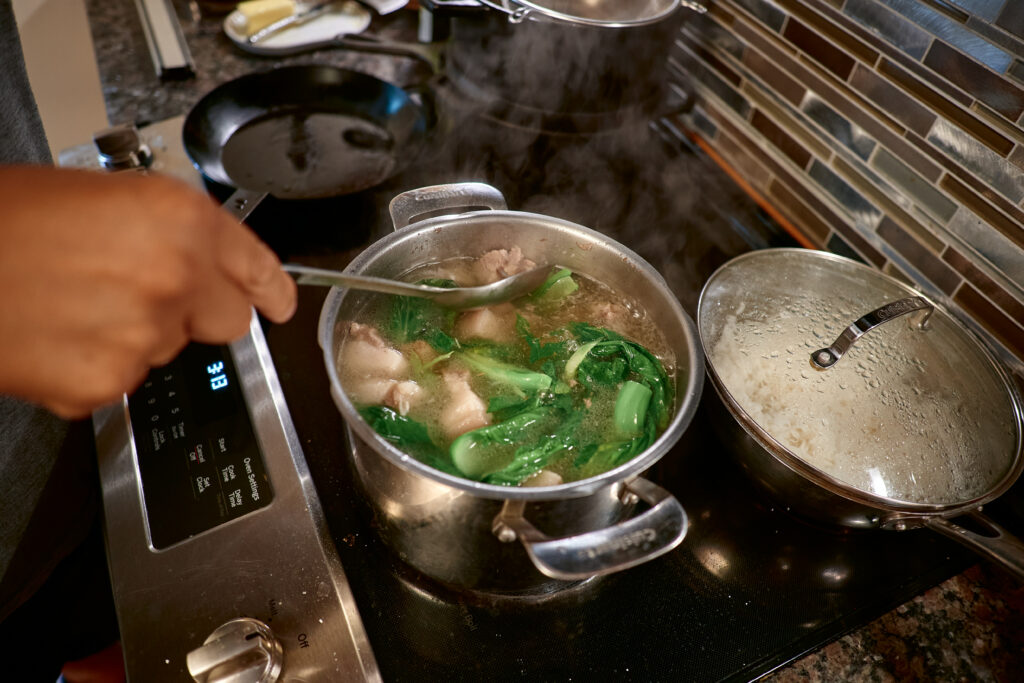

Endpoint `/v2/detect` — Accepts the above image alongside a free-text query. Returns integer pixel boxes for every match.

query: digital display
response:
[128,343,273,549]
[207,361,229,391]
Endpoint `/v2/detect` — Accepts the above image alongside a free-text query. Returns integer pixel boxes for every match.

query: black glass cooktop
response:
[252,117,1018,681]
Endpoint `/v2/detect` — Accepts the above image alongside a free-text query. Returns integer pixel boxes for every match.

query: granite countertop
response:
[82,1,1024,680]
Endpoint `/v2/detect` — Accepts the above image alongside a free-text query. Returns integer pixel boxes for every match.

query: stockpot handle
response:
[811,296,933,369]
[491,478,688,580]
[925,511,1024,580]
[388,182,508,230]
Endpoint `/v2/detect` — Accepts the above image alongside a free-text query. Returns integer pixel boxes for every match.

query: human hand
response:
[0,165,297,418]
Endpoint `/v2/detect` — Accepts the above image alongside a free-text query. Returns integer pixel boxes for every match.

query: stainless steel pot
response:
[697,249,1024,578]
[316,182,704,593]
[423,0,705,129]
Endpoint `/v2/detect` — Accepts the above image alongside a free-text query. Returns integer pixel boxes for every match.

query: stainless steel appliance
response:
[92,317,380,681]
[80,104,1024,682]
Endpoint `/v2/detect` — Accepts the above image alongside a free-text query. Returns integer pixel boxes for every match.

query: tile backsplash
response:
[669,0,1024,372]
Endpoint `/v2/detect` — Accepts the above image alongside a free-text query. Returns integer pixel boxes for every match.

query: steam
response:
[419,6,754,314]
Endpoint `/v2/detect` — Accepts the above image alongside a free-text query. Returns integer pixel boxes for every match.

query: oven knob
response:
[186,617,284,683]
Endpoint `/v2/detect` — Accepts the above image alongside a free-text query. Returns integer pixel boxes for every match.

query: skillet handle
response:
[492,478,688,580]
[388,182,508,230]
[925,511,1024,580]
[329,33,441,71]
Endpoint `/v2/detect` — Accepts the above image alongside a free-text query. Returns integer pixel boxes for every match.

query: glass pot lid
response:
[698,249,1023,508]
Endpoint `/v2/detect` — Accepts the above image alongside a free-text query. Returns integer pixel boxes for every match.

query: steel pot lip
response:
[504,0,682,27]
[317,208,705,501]
[697,248,1024,516]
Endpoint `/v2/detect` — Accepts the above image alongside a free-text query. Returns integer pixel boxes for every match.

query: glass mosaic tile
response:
[849,64,937,136]
[775,0,880,65]
[923,41,1024,120]
[871,148,959,221]
[728,0,788,32]
[751,109,813,167]
[927,118,1024,202]
[843,0,933,60]
[943,248,1024,320]
[955,283,1024,358]
[809,159,884,227]
[801,92,877,160]
[996,2,1024,41]
[876,216,961,293]
[946,0,1006,24]
[886,0,1014,72]
[947,207,1024,283]
[783,16,857,78]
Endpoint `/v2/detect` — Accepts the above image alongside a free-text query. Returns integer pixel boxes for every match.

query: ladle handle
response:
[281,264,448,298]
[388,182,508,230]
[492,478,687,580]
[811,296,933,369]
[925,512,1024,581]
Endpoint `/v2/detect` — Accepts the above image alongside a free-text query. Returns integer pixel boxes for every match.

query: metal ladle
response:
[282,263,554,310]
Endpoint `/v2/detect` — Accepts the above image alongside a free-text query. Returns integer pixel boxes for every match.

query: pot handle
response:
[492,477,688,580]
[810,296,933,369]
[925,511,1024,580]
[388,182,508,230]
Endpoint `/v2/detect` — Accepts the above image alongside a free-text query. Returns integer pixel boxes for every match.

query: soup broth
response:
[337,250,675,487]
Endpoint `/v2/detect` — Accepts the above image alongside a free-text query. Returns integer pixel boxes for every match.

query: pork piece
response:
[523,470,564,487]
[340,322,422,414]
[439,368,490,439]
[454,303,517,343]
[471,246,537,285]
[404,340,439,366]
[341,322,409,377]
[588,301,632,336]
[347,378,423,416]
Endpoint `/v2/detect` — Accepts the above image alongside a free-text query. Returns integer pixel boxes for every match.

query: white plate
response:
[224,1,372,56]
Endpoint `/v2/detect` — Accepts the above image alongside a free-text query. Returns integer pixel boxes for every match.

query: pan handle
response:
[925,511,1024,580]
[491,478,687,580]
[222,188,268,223]
[329,33,441,71]
[388,182,508,230]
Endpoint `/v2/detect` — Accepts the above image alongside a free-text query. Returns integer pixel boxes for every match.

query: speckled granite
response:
[85,0,427,126]
[80,2,1024,680]
[768,563,1024,682]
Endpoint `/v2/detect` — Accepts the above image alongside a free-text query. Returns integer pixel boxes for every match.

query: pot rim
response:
[697,248,1024,517]
[317,208,704,501]
[502,0,681,27]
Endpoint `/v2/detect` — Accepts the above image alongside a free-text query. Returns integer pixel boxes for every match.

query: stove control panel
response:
[187,617,283,683]
[128,342,272,549]
[94,315,380,681]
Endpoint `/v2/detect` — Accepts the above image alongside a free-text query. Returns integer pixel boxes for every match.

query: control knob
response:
[187,617,283,683]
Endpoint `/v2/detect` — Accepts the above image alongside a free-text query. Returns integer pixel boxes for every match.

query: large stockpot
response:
[697,249,1024,578]
[316,182,703,593]
[423,0,705,129]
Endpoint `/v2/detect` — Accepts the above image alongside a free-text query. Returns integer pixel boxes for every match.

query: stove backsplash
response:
[667,0,1024,376]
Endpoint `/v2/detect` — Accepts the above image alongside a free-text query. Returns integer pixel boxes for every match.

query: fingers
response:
[213,216,298,324]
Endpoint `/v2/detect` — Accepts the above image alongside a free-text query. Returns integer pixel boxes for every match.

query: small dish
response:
[224,0,371,56]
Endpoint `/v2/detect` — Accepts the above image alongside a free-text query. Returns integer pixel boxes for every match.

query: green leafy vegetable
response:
[386,279,460,353]
[614,380,652,437]
[450,407,553,478]
[485,410,584,486]
[531,268,578,301]
[459,350,553,395]
[358,406,459,475]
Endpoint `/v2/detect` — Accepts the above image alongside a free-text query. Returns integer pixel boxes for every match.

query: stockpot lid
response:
[697,249,1023,509]
[495,0,681,27]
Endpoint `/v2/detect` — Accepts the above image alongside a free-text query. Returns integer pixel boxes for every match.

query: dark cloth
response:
[0,0,51,165]
[0,0,117,673]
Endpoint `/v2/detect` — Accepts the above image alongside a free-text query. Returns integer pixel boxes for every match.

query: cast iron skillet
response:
[183,64,433,200]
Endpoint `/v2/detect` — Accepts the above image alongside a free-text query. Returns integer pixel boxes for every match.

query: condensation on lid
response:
[699,249,1022,507]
